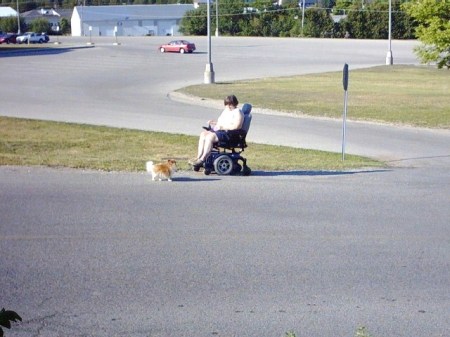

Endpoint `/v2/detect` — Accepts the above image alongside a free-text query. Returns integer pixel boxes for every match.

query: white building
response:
[0,6,18,18]
[70,4,195,37]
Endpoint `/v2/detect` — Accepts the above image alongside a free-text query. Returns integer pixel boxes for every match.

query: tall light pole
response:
[215,0,219,37]
[16,0,21,34]
[386,0,393,65]
[301,0,305,34]
[204,0,215,84]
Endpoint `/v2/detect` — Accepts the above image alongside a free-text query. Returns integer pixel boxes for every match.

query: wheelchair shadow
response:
[173,169,390,181]
[251,169,390,177]
[173,176,221,182]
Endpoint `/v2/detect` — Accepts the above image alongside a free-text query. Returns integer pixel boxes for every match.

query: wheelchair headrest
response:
[240,103,252,133]
[241,103,252,115]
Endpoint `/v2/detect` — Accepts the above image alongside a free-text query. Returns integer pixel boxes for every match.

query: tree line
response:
[0,16,71,34]
[1,0,187,13]
[180,0,415,39]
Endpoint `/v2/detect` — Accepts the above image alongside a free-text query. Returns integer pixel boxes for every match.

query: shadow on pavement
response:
[173,176,221,182]
[0,45,93,58]
[387,154,450,165]
[175,169,390,180]
[251,169,390,177]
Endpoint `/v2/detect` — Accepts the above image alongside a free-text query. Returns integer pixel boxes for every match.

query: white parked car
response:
[16,32,48,44]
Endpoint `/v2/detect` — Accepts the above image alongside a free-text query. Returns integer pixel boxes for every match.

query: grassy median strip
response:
[178,65,450,129]
[0,117,382,172]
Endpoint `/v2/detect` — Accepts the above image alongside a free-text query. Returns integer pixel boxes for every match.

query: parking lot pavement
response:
[1,37,449,337]
[1,164,449,337]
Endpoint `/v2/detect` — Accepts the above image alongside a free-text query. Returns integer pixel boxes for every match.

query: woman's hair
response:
[224,95,239,107]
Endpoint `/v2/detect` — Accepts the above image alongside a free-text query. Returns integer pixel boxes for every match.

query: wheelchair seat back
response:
[240,103,252,133]
[216,103,252,150]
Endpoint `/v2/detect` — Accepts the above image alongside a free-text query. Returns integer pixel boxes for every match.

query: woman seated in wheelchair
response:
[189,94,244,167]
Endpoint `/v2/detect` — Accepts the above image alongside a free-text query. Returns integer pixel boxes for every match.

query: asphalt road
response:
[1,37,449,337]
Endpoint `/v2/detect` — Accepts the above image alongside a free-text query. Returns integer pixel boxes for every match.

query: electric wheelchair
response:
[193,103,252,176]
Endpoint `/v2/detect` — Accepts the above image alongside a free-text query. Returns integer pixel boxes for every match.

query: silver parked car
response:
[16,32,48,44]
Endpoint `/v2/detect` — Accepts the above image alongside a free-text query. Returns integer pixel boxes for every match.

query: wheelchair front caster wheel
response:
[243,166,251,176]
[204,168,211,175]
[233,163,242,174]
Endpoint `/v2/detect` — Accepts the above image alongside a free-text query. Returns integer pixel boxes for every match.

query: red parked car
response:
[0,33,19,44]
[158,40,196,54]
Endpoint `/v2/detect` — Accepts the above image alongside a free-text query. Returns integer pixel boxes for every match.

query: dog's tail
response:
[146,161,154,172]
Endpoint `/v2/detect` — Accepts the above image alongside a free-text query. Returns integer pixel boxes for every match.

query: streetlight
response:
[204,0,215,84]
[301,0,305,34]
[386,0,393,65]
[16,0,20,34]
[215,0,219,37]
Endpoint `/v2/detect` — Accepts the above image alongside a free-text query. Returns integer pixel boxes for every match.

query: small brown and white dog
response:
[146,159,177,182]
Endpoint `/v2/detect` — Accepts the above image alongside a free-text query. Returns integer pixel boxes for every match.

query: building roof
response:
[73,4,195,22]
[21,8,73,20]
[0,6,17,17]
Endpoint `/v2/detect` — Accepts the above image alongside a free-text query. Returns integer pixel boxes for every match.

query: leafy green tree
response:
[340,3,369,38]
[0,16,26,34]
[365,1,389,38]
[333,0,353,14]
[239,10,261,36]
[303,8,334,37]
[179,7,207,35]
[217,0,247,36]
[392,2,416,39]
[403,0,450,68]
[340,0,415,39]
[59,17,71,34]
[239,2,299,37]
[29,18,51,34]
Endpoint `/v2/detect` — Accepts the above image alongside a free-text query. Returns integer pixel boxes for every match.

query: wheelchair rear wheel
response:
[214,155,233,175]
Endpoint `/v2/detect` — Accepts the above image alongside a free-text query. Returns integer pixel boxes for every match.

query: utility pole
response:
[204,0,215,83]
[16,0,21,34]
[386,0,393,65]
[215,0,219,37]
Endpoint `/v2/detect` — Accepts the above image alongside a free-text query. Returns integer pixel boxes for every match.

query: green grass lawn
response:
[178,65,450,129]
[0,117,382,172]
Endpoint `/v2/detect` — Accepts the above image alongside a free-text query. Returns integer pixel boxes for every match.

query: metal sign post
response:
[87,25,93,45]
[113,26,120,45]
[54,25,61,44]
[342,63,349,161]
